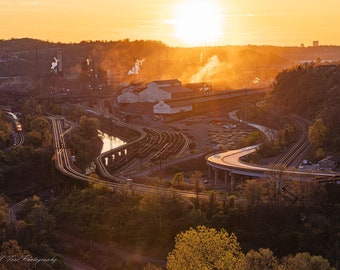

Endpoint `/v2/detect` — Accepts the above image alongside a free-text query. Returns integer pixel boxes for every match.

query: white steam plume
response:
[51,57,58,70]
[189,55,220,83]
[128,59,144,75]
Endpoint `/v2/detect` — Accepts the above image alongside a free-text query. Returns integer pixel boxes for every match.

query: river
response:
[86,131,126,175]
[99,130,126,154]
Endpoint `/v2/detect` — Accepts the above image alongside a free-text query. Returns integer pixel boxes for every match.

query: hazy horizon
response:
[3,37,340,49]
[1,0,340,47]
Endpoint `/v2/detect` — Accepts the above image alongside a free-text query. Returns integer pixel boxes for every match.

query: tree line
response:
[52,177,338,269]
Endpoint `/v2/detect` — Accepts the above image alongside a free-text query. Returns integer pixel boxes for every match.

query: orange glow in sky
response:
[172,0,223,46]
[1,0,340,46]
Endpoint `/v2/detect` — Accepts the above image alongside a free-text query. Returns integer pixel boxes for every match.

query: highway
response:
[207,112,339,180]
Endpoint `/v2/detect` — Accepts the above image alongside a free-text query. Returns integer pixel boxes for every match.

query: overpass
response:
[206,115,339,192]
[206,145,338,191]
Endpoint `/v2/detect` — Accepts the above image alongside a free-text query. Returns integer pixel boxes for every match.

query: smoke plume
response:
[128,59,144,75]
[51,57,58,70]
[189,55,220,83]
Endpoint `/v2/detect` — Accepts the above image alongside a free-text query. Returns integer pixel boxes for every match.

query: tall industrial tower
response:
[57,51,63,77]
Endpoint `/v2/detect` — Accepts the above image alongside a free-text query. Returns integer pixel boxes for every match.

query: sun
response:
[173,0,223,46]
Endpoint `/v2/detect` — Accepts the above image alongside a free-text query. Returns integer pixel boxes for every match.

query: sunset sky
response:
[1,0,340,47]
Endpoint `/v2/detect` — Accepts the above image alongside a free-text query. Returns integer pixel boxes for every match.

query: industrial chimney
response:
[57,51,63,77]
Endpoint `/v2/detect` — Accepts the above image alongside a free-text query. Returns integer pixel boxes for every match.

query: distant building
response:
[313,41,319,47]
[116,83,145,103]
[139,79,194,103]
[318,156,338,171]
[117,79,194,104]
[117,79,269,115]
[117,90,139,103]
[153,100,193,115]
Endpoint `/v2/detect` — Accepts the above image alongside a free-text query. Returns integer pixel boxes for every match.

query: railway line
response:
[274,115,311,168]
[94,115,190,178]
[5,111,24,148]
[49,116,220,201]
[49,104,339,206]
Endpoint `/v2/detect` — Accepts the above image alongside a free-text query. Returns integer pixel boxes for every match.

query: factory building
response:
[117,79,194,104]
[139,79,194,102]
[153,100,193,115]
[117,86,140,103]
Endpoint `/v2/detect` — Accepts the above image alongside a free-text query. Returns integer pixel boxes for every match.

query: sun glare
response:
[173,0,223,46]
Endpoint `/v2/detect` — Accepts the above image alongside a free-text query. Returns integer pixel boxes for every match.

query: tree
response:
[29,116,50,132]
[308,118,330,148]
[68,116,102,164]
[0,240,35,270]
[190,171,203,207]
[139,192,165,242]
[280,124,296,146]
[172,172,184,189]
[20,97,39,117]
[0,169,4,188]
[143,263,163,270]
[23,116,52,148]
[280,252,335,270]
[167,225,244,270]
[87,172,100,184]
[273,167,286,205]
[18,196,55,252]
[78,116,100,140]
[238,179,272,207]
[206,191,219,219]
[26,130,44,147]
[238,248,279,270]
[297,181,327,217]
[26,203,55,248]
[0,119,11,149]
[0,196,8,240]
[138,190,195,245]
[316,148,325,159]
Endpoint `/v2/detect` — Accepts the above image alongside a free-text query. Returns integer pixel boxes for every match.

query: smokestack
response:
[57,51,63,77]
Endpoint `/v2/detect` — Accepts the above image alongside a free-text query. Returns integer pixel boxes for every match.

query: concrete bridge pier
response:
[209,166,237,192]
[107,154,115,167]
[214,168,219,185]
[208,166,212,179]
[224,170,230,185]
[230,173,236,193]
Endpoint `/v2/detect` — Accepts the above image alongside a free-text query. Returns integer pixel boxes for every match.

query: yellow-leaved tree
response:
[167,225,244,270]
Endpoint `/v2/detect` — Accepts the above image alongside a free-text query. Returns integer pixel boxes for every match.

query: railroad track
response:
[95,118,190,178]
[8,199,27,228]
[274,115,311,168]
[48,115,223,200]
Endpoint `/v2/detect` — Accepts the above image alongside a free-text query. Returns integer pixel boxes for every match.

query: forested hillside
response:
[271,64,340,152]
[272,64,340,118]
